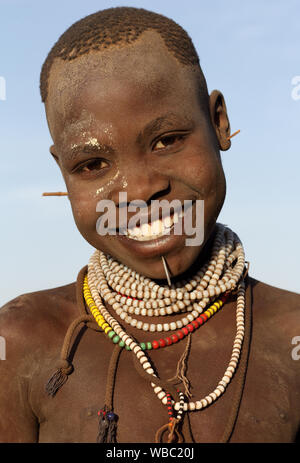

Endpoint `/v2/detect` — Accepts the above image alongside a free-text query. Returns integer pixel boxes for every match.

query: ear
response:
[49,145,60,165]
[209,90,231,151]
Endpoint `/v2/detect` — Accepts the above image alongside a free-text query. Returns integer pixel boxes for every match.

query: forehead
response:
[46,31,201,142]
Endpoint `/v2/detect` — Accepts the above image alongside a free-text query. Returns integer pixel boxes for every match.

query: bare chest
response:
[33,319,300,443]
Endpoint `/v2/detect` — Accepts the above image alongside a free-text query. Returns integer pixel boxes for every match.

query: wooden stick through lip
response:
[161,255,172,287]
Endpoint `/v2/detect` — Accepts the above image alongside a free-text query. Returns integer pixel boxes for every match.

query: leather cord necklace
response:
[45,266,252,443]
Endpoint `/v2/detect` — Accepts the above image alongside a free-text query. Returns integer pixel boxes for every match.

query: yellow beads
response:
[83,276,113,332]
[205,300,223,319]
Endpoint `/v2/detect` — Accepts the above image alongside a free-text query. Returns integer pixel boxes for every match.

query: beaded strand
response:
[84,275,230,350]
[90,225,245,331]
[166,391,185,422]
[86,224,246,412]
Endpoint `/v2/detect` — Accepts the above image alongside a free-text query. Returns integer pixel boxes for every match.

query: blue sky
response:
[0,0,299,306]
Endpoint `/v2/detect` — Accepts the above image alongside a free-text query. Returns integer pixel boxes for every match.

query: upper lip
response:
[115,200,195,232]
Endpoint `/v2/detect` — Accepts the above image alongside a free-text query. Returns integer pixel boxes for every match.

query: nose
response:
[110,158,171,207]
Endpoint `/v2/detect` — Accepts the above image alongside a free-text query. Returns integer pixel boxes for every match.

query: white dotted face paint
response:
[85,137,101,147]
[95,173,128,197]
[95,169,120,196]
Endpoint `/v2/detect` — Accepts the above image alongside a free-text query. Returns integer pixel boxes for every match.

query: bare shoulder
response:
[250,276,300,326]
[0,282,78,364]
[0,282,78,442]
[249,276,300,383]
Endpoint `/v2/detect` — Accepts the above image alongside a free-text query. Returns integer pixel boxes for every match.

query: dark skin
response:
[46,31,228,280]
[0,31,299,443]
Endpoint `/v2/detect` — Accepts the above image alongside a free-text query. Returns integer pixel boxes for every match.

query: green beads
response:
[140,342,153,350]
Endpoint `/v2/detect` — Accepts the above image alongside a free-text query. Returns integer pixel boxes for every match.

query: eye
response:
[75,159,110,174]
[153,134,185,151]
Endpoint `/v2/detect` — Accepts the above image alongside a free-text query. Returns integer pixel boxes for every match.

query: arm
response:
[0,298,39,442]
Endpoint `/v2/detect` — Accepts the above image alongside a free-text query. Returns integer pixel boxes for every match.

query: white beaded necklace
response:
[87,223,246,411]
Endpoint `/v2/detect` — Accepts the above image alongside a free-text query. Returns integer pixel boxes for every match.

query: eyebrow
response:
[63,113,193,161]
[64,143,115,161]
[136,113,194,145]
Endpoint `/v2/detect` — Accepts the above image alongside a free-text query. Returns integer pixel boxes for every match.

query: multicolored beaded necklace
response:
[83,275,230,350]
[45,223,249,443]
[84,224,247,440]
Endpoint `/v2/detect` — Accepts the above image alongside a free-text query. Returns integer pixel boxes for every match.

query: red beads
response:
[201,313,208,322]
[136,293,230,351]
[171,334,179,343]
[197,316,204,325]
[159,339,166,348]
[166,393,174,421]
[152,340,160,349]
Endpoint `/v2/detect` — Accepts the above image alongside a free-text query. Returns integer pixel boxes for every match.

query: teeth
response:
[133,226,141,237]
[141,223,151,236]
[152,219,163,235]
[163,216,173,228]
[124,211,184,241]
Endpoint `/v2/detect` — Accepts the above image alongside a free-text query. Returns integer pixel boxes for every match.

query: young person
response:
[0,7,299,443]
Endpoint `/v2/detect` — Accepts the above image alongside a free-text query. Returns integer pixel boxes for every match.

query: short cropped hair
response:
[40,7,204,103]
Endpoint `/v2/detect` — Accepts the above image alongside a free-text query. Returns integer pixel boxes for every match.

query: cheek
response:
[180,147,226,229]
[64,175,98,229]
[69,194,98,238]
[181,149,224,198]
[70,197,118,255]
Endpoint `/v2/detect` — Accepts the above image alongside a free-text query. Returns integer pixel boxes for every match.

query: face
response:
[46,31,229,280]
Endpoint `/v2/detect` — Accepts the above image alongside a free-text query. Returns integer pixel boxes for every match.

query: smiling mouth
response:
[118,212,179,241]
[116,203,193,242]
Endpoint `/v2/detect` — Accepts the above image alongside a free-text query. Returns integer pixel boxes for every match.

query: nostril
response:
[148,181,171,204]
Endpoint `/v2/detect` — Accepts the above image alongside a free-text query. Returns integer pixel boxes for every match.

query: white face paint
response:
[95,169,120,196]
[121,176,128,189]
[85,137,101,147]
[70,136,101,152]
[95,172,128,197]
[68,122,124,198]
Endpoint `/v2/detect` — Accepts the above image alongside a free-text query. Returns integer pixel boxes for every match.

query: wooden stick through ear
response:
[42,192,68,196]
[226,129,240,140]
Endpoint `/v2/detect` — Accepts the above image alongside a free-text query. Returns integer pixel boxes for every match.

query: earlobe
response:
[209,90,231,151]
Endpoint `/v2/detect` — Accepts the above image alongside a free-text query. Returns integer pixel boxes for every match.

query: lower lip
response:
[115,213,190,258]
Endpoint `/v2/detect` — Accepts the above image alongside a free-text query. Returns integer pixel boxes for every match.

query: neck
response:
[86,223,244,347]
[153,224,217,286]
